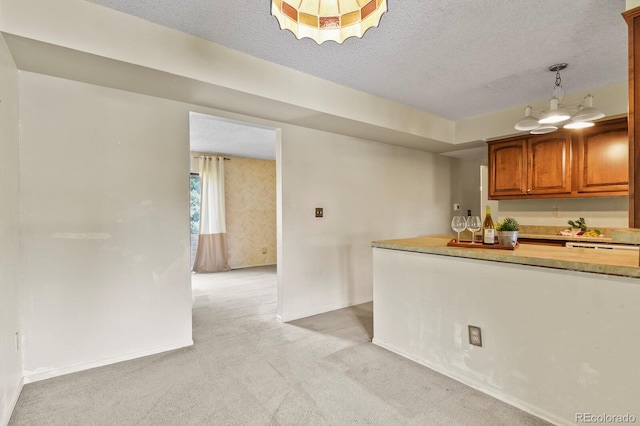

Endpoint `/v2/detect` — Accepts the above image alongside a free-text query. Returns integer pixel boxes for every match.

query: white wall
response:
[16,70,455,381]
[497,197,629,229]
[19,72,193,381]
[0,34,23,426]
[279,128,452,321]
[373,248,640,426]
[449,158,483,217]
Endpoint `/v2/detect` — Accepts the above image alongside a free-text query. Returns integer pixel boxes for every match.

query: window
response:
[190,173,201,234]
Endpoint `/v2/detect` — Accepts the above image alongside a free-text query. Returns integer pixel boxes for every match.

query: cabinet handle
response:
[527,189,531,193]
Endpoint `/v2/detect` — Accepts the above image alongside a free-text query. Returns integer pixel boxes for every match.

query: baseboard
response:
[231,263,276,270]
[1,377,24,426]
[372,338,571,426]
[279,297,373,322]
[23,339,194,384]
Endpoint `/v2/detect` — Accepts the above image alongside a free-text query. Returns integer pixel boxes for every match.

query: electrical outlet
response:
[315,207,323,218]
[453,203,460,211]
[262,247,267,254]
[468,325,482,347]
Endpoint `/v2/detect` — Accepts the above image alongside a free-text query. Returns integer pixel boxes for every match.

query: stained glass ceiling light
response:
[271,0,387,44]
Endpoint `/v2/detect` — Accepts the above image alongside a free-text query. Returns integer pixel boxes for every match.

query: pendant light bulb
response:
[571,94,605,122]
[530,124,558,134]
[564,121,595,129]
[538,97,571,124]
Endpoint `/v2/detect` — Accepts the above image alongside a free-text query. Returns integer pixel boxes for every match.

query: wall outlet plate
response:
[453,203,461,211]
[468,325,482,347]
[315,207,323,218]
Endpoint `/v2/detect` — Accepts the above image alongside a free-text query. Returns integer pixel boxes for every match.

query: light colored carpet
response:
[10,265,550,425]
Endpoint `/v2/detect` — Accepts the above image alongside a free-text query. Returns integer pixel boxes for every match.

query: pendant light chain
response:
[551,65,565,102]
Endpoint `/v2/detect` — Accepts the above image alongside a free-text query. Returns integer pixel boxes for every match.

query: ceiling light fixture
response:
[271,0,387,44]
[514,63,605,134]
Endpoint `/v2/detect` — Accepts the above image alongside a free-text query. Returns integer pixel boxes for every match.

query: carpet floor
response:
[9,265,550,425]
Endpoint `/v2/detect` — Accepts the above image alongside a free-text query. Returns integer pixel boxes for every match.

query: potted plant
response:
[568,217,587,235]
[495,217,520,247]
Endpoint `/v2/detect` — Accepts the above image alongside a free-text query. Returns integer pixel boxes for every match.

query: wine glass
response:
[451,216,467,242]
[466,216,482,244]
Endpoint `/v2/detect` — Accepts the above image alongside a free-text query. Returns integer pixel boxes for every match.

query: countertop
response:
[372,235,640,278]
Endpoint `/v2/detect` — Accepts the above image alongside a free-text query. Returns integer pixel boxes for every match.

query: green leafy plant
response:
[496,217,519,232]
[568,217,587,232]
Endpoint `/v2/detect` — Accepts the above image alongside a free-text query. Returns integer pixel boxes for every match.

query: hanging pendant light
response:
[513,63,606,134]
[530,124,558,135]
[538,97,571,124]
[564,121,595,129]
[271,0,388,44]
[514,106,540,131]
[570,94,605,122]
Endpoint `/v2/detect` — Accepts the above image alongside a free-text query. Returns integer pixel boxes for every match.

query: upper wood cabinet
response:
[528,133,572,195]
[488,118,628,200]
[488,139,527,197]
[576,117,629,194]
[489,132,571,199]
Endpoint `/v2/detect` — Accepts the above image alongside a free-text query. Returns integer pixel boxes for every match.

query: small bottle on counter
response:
[483,206,495,245]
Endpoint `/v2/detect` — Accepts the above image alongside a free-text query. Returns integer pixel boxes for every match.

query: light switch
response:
[315,207,323,218]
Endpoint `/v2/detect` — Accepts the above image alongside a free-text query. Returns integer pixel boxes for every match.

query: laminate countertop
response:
[372,235,640,279]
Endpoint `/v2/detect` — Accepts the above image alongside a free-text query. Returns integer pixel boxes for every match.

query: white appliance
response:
[565,242,639,251]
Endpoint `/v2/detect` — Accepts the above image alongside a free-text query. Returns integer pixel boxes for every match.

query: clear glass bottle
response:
[482,206,495,245]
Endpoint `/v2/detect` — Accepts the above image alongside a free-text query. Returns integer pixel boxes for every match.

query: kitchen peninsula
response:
[372,235,640,426]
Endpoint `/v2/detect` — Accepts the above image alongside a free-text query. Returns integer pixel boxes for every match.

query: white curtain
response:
[193,156,230,273]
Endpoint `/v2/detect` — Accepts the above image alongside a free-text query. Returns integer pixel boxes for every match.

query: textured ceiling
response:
[89,0,628,120]
[189,112,277,160]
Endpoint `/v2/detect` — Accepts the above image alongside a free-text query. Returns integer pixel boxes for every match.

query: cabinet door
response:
[528,133,572,195]
[577,120,629,194]
[488,139,527,198]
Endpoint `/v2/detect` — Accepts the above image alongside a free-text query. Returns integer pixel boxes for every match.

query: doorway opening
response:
[188,111,279,304]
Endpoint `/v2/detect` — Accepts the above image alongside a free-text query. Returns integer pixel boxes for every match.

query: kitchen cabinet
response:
[488,117,628,200]
[528,133,572,195]
[487,139,527,197]
[488,132,571,199]
[576,117,629,194]
[624,8,640,226]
